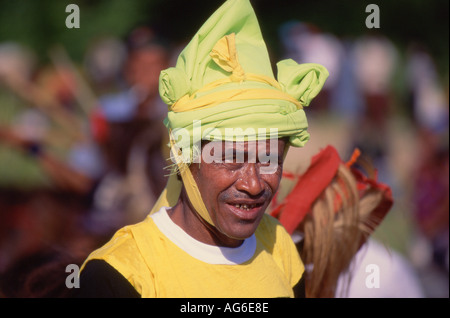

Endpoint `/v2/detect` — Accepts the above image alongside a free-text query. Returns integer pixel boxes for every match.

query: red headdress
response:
[270,145,393,235]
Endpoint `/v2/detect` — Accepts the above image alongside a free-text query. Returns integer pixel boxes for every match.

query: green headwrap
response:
[159,0,329,155]
[153,0,329,227]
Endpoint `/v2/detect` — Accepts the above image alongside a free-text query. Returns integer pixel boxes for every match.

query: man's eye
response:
[224,155,237,163]
[223,152,242,163]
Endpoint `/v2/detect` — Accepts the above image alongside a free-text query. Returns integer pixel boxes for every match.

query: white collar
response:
[150,207,256,265]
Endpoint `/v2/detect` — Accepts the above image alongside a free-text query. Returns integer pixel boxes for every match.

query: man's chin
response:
[219,220,262,242]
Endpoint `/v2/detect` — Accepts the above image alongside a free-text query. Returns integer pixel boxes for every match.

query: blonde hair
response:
[299,162,386,298]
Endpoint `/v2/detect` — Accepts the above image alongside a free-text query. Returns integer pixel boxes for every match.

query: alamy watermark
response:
[65,5,380,31]
[365,264,380,289]
[65,4,80,29]
[65,264,80,289]
[365,4,380,29]
[169,121,281,174]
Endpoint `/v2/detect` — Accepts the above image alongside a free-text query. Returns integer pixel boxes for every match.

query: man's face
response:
[189,139,286,241]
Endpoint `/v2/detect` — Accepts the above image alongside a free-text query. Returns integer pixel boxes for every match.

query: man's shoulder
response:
[258,213,284,232]
[79,216,158,295]
[257,214,304,288]
[81,216,155,274]
[86,222,143,259]
[255,213,290,244]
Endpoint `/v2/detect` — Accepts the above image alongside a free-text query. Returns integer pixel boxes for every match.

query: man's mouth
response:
[225,201,266,220]
[230,202,264,211]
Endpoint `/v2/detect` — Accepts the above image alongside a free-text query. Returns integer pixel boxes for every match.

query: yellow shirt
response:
[81,207,304,298]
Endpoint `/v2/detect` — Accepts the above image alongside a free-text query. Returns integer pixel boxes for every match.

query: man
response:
[76,0,328,297]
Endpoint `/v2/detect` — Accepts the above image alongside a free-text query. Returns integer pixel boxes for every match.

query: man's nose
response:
[235,163,264,196]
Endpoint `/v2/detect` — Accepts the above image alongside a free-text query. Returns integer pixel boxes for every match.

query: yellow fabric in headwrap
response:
[171,86,303,112]
[210,33,246,82]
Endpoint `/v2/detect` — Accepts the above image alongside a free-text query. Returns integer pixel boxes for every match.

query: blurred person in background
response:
[83,36,128,97]
[0,27,172,296]
[405,44,449,296]
[351,35,399,185]
[0,42,106,297]
[83,26,170,234]
[278,21,345,114]
[406,44,449,134]
[272,145,424,297]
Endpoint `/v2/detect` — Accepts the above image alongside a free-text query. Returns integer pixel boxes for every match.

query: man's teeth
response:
[234,204,257,211]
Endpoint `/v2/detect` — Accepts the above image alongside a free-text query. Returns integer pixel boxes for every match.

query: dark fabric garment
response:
[73,259,140,298]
